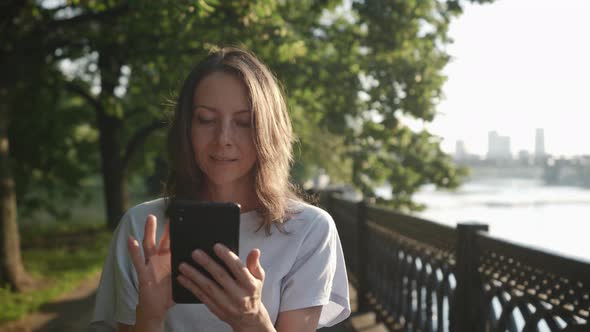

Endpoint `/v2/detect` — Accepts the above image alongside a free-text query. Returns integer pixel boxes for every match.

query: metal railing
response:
[320,192,590,332]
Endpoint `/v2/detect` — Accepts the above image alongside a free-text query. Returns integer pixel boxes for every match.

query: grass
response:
[0,181,152,323]
[0,222,112,323]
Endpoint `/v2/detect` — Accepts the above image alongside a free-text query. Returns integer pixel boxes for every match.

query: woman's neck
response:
[198,181,260,213]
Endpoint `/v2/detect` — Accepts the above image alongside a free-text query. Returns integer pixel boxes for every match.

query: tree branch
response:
[122,120,167,168]
[47,4,129,30]
[64,81,103,113]
[0,0,28,39]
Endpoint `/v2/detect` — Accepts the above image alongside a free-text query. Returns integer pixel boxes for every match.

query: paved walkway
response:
[0,273,100,332]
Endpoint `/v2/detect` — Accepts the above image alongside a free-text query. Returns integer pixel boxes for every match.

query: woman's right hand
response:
[127,214,174,324]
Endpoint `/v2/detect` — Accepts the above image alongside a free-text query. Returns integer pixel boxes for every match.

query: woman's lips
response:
[210,156,237,162]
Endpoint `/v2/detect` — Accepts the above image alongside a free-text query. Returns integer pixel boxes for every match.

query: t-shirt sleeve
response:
[279,210,351,328]
[90,211,140,330]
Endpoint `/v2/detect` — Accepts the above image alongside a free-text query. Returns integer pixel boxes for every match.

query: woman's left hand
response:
[177,244,274,332]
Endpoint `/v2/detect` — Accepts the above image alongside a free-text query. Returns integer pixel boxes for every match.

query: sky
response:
[428,0,590,157]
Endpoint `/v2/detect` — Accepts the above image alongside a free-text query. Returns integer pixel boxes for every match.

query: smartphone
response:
[169,200,240,304]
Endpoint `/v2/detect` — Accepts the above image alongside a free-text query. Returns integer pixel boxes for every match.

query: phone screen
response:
[169,200,240,304]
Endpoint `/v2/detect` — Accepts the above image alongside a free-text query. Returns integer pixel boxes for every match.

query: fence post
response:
[323,190,333,214]
[451,222,488,332]
[356,199,369,313]
[322,189,341,215]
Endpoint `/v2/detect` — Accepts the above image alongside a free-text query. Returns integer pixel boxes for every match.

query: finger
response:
[177,274,226,319]
[179,262,234,309]
[158,221,170,254]
[246,249,265,281]
[192,250,243,297]
[213,243,252,286]
[127,236,144,274]
[143,215,157,260]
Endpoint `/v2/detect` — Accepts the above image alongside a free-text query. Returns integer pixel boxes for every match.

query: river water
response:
[377,177,590,262]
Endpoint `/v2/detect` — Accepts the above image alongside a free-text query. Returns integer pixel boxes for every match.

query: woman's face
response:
[191,71,257,190]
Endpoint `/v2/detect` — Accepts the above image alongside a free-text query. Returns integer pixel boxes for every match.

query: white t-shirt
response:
[89,198,350,331]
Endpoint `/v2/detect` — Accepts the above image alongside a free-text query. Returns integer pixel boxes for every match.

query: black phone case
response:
[169,200,240,304]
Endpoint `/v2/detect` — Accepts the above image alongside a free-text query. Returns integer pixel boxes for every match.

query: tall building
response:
[486,131,512,160]
[455,140,467,160]
[518,149,532,166]
[535,128,546,158]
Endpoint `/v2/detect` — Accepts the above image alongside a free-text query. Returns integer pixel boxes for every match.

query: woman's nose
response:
[216,120,233,146]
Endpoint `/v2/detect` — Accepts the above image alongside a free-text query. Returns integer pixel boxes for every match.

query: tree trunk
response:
[97,110,129,230]
[0,89,33,291]
[97,51,129,230]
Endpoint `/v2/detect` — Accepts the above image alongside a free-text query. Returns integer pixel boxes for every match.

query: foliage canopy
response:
[2,0,494,220]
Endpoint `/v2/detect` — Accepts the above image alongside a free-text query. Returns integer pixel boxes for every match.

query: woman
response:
[90,47,350,331]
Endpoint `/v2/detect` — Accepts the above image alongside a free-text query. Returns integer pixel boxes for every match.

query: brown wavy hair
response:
[165,46,302,233]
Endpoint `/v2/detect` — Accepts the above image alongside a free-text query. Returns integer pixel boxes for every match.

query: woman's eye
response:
[236,120,251,128]
[197,116,215,124]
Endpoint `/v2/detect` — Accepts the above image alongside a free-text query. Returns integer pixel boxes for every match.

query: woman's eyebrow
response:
[193,104,250,113]
[193,104,217,111]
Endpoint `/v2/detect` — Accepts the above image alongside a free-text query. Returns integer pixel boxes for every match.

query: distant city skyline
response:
[455,128,550,159]
[425,0,590,157]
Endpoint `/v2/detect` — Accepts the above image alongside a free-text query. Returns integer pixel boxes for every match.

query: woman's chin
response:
[202,174,251,188]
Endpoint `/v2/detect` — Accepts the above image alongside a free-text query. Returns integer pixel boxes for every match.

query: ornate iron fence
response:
[320,192,590,332]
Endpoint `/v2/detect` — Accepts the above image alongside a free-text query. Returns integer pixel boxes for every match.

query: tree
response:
[0,0,43,291]
[4,0,334,234]
[0,87,33,291]
[55,0,324,229]
[0,0,136,289]
[277,0,494,210]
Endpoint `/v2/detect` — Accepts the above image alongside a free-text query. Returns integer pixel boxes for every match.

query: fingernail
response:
[193,249,204,259]
[214,243,225,251]
[128,237,139,247]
